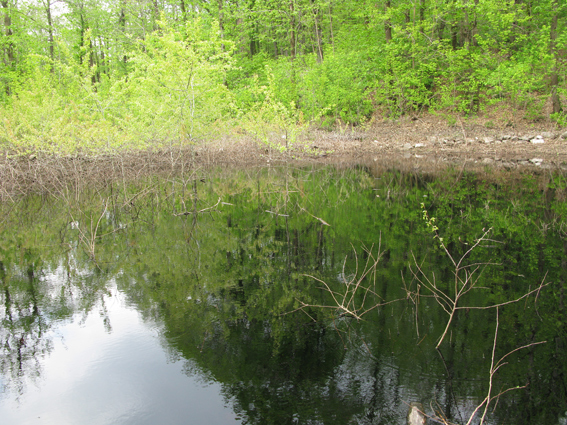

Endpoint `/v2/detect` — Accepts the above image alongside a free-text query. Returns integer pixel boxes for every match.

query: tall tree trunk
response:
[290,0,296,59]
[153,0,160,31]
[89,40,100,85]
[119,0,127,65]
[45,0,55,69]
[79,11,85,64]
[218,0,224,52]
[471,0,479,47]
[437,19,446,40]
[384,0,392,42]
[1,0,14,79]
[328,1,334,52]
[550,0,562,114]
[451,23,458,50]
[312,0,323,62]
[250,24,258,56]
[179,0,186,21]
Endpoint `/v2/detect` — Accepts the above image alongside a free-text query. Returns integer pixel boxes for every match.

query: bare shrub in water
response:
[291,236,406,321]
[415,206,549,348]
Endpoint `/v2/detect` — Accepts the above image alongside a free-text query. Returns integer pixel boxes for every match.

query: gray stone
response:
[408,402,426,425]
[561,131,567,140]
[403,143,412,150]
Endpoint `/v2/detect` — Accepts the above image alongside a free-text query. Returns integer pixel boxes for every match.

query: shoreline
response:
[1,117,566,199]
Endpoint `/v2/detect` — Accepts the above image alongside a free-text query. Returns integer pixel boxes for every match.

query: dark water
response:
[1,165,566,425]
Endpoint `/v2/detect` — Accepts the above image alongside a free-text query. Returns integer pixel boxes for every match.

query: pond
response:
[0,164,566,425]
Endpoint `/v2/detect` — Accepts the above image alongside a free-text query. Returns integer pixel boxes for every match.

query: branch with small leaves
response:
[412,205,549,348]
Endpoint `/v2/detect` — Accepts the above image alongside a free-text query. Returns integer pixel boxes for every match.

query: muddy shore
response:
[1,116,566,199]
[202,116,567,170]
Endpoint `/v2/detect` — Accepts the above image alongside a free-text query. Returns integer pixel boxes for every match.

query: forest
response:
[0,0,566,154]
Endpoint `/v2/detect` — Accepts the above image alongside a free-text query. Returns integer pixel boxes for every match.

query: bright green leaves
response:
[117,18,236,144]
[0,17,237,154]
[238,66,304,152]
[0,0,566,147]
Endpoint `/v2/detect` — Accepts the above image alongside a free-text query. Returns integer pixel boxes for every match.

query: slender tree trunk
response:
[328,1,334,52]
[312,0,323,62]
[89,40,100,85]
[385,0,392,42]
[1,0,13,98]
[119,0,127,65]
[153,0,160,31]
[179,0,186,21]
[236,17,247,55]
[79,11,85,64]
[218,0,224,52]
[45,0,55,69]
[550,0,562,114]
[290,0,296,59]
[437,19,446,40]
[1,0,14,70]
[250,24,257,56]
[451,23,458,50]
[463,8,470,46]
[471,0,479,47]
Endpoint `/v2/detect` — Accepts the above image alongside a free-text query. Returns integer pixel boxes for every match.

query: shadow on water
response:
[0,163,566,424]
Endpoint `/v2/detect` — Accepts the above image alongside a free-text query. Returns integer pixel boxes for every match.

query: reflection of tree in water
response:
[174,312,365,424]
[0,262,52,398]
[0,250,115,399]
[1,166,567,423]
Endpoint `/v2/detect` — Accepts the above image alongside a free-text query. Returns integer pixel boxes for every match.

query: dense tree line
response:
[0,1,565,152]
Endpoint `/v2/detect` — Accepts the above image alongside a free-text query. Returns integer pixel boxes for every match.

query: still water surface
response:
[0,282,239,425]
[1,165,566,424]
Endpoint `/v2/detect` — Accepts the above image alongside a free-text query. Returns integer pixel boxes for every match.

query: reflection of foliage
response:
[0,166,566,423]
[0,262,52,399]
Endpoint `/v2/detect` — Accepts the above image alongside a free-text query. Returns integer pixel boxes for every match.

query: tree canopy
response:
[0,0,565,153]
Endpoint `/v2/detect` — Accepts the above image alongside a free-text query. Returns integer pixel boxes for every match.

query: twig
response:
[173,197,225,216]
[299,206,330,226]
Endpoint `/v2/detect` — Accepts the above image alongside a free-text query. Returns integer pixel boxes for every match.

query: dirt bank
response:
[1,115,566,199]
[200,115,567,170]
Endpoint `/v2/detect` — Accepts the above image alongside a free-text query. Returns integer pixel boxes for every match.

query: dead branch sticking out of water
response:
[427,307,546,425]
[64,196,124,264]
[411,211,550,348]
[289,236,406,321]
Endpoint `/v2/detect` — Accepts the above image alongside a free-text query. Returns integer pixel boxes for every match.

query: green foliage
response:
[115,18,236,144]
[0,18,236,154]
[0,0,566,148]
[238,67,304,152]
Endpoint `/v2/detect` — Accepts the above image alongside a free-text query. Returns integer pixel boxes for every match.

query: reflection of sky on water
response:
[0,285,241,425]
